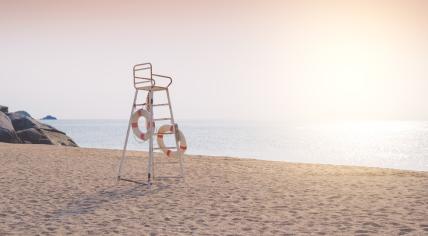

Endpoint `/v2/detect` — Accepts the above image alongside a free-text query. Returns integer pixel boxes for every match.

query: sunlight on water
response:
[43,120,428,171]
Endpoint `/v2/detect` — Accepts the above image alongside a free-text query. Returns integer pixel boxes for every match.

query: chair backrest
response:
[133,63,154,89]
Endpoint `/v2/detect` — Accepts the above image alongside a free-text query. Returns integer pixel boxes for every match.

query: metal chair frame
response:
[117,63,184,187]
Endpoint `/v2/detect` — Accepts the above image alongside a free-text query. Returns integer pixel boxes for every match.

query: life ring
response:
[156,124,187,157]
[131,109,154,141]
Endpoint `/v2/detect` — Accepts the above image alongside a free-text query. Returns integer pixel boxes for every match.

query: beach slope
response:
[0,143,427,235]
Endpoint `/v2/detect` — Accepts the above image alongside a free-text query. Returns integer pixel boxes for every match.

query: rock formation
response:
[0,112,21,143]
[0,105,8,113]
[0,107,77,147]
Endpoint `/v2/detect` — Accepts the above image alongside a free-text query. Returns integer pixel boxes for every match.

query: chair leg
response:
[166,89,185,179]
[147,90,154,188]
[117,90,138,181]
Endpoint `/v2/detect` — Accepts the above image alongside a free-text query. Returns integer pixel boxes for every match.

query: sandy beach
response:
[0,143,427,235]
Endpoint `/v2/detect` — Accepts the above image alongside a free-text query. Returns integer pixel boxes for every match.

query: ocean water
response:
[42,119,428,171]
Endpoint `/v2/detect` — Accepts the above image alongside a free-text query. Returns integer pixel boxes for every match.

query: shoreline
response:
[15,142,427,173]
[1,143,427,235]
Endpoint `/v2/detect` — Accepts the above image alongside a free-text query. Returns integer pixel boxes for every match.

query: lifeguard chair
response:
[116,63,186,186]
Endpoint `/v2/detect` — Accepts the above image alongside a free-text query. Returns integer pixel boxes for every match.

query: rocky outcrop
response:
[8,111,64,134]
[41,129,77,146]
[15,127,77,146]
[0,109,77,147]
[7,110,31,119]
[0,112,21,143]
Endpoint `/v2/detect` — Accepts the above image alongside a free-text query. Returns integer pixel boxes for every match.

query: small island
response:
[41,115,57,120]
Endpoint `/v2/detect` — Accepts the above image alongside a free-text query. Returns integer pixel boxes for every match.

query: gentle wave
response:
[42,119,428,171]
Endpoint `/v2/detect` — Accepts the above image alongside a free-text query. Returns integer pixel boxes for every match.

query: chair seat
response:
[136,86,167,91]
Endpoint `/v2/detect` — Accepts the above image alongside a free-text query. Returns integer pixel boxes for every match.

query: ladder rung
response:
[154,176,184,179]
[154,146,177,150]
[152,103,169,107]
[154,132,174,135]
[154,118,172,121]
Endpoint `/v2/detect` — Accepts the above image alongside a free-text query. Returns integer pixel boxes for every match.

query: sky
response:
[1,0,428,121]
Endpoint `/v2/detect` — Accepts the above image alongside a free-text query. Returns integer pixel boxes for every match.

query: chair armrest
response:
[152,74,172,87]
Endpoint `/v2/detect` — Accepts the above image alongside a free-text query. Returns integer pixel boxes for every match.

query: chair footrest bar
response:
[154,176,184,179]
[154,161,180,165]
[118,177,150,185]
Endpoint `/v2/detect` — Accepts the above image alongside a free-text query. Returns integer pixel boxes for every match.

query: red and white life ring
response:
[156,124,187,157]
[131,109,154,141]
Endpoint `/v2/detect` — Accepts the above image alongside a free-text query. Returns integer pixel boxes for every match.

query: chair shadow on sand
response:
[52,178,182,218]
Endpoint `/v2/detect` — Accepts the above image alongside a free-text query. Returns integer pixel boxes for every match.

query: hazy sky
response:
[1,0,427,121]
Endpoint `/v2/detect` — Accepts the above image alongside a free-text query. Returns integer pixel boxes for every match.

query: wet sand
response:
[0,143,427,235]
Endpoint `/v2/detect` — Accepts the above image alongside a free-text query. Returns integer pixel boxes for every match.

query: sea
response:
[43,119,428,172]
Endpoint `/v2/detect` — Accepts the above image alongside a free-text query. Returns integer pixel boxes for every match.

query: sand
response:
[0,143,427,235]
